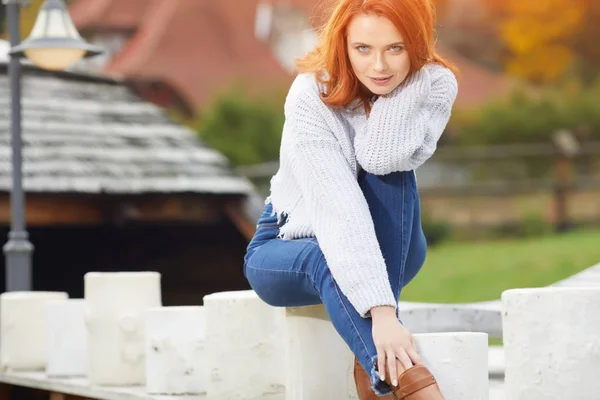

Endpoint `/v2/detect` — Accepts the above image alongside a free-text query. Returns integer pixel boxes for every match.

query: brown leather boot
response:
[354,358,394,399]
[387,365,446,400]
[354,358,445,400]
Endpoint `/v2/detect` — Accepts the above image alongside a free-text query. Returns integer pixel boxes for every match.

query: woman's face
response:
[346,13,411,96]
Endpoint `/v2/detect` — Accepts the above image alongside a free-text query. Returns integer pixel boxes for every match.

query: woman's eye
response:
[357,45,369,53]
[390,45,403,52]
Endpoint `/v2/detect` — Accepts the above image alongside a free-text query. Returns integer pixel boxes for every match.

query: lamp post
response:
[2,0,102,291]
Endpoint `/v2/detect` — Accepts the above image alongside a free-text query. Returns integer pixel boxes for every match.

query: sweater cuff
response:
[346,275,398,318]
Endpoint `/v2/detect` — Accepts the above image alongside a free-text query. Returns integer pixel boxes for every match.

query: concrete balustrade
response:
[0,291,68,371]
[84,271,162,386]
[415,332,489,399]
[502,287,600,400]
[10,276,600,399]
[145,306,206,395]
[284,304,489,400]
[285,304,358,400]
[203,290,286,400]
[401,306,502,338]
[46,299,88,377]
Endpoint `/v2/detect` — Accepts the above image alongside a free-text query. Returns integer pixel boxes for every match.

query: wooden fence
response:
[237,139,600,232]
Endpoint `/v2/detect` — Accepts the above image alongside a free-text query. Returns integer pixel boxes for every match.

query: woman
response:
[243,0,458,397]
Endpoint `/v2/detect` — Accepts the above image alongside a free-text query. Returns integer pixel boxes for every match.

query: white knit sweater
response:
[266,63,458,317]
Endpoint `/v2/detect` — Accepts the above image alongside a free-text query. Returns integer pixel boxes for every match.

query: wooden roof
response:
[68,0,158,32]
[70,0,293,111]
[0,63,253,196]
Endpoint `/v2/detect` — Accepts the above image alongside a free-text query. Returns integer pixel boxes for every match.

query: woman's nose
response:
[373,54,387,72]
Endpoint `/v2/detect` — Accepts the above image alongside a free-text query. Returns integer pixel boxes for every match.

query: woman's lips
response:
[370,76,392,86]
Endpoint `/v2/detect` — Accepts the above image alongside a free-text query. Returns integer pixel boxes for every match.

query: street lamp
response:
[3,0,103,291]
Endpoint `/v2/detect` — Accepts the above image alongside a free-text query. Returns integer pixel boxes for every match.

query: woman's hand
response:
[370,306,423,387]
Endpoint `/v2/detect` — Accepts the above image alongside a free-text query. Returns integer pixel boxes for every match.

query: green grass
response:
[401,228,600,304]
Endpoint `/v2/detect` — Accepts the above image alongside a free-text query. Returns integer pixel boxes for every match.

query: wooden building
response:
[0,59,262,304]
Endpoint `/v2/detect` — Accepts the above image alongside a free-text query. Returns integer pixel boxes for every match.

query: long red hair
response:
[295,0,458,111]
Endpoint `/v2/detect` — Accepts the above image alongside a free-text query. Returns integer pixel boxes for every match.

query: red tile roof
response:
[71,0,292,112]
[70,0,158,32]
[437,46,515,108]
[69,0,512,111]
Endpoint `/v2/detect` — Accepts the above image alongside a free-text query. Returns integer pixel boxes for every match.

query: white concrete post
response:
[285,304,358,400]
[84,271,162,386]
[0,291,68,371]
[145,306,206,395]
[284,303,489,400]
[502,287,600,399]
[46,299,88,377]
[203,290,286,399]
[414,332,489,400]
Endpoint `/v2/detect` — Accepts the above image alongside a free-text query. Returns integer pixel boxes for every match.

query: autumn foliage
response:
[0,0,48,40]
[483,0,594,83]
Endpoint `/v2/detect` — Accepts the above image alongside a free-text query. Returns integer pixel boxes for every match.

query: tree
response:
[0,5,5,35]
[451,77,600,146]
[194,83,286,167]
[571,0,600,82]
[435,0,503,71]
[0,0,59,39]
[483,0,588,83]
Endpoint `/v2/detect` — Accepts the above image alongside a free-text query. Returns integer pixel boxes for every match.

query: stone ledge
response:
[0,371,158,400]
[0,371,214,400]
[0,370,287,400]
[0,370,504,400]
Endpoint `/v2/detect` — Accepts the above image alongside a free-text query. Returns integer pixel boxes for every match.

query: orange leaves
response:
[0,0,46,40]
[18,0,46,39]
[484,0,588,82]
[505,44,572,83]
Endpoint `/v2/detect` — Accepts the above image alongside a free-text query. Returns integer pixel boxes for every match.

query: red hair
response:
[295,0,458,111]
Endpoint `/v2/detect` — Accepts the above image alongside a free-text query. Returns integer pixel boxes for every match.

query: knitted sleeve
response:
[283,80,398,317]
[354,63,458,175]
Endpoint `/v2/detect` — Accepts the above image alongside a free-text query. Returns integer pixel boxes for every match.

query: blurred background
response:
[0,0,599,308]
